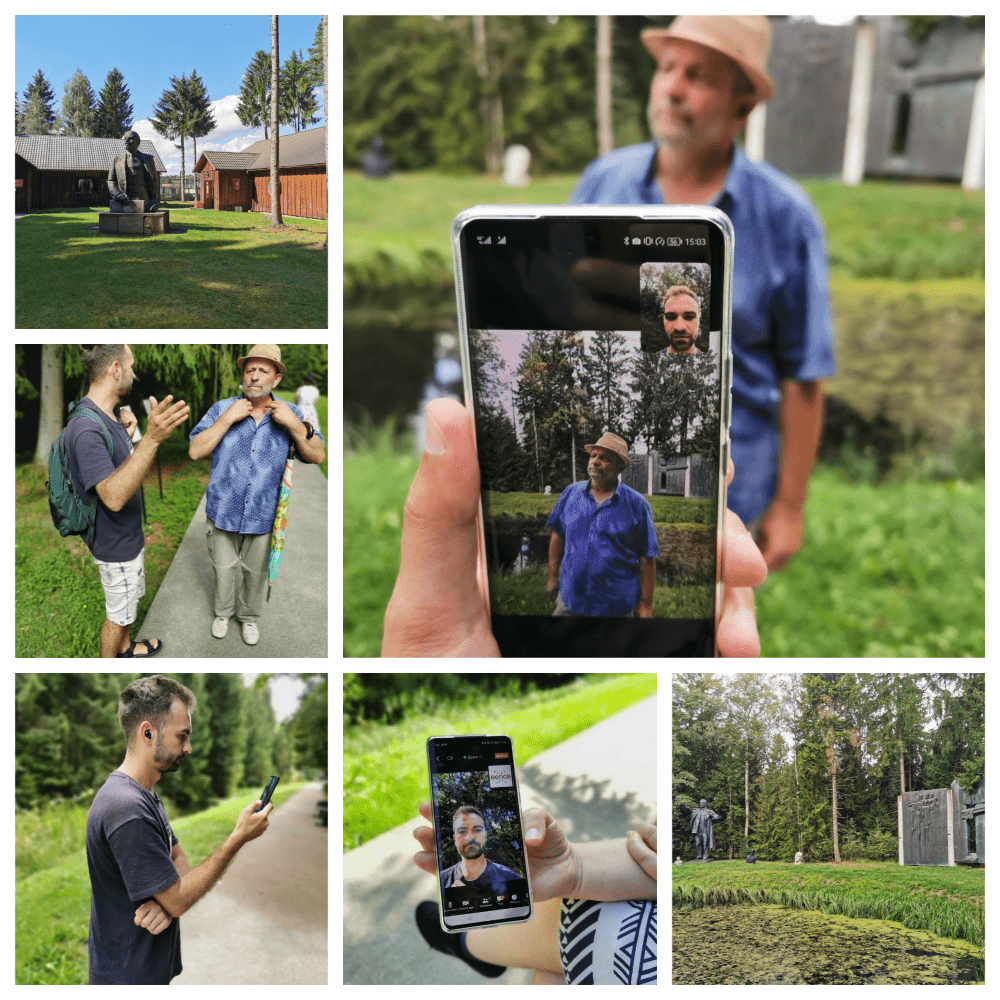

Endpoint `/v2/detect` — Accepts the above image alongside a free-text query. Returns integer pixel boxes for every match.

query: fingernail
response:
[425,411,448,455]
[527,827,541,840]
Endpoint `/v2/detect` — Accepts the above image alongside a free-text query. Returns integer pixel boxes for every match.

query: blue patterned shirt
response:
[547,480,659,617]
[189,395,324,535]
[569,142,836,523]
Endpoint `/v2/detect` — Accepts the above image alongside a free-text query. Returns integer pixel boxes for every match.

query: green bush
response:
[865,829,899,862]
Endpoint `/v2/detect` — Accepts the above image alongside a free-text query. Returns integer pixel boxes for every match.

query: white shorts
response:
[92,549,146,626]
[559,899,657,985]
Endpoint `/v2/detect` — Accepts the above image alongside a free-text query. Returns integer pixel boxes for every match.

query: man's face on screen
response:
[453,812,487,860]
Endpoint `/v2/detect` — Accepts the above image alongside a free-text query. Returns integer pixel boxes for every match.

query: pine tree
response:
[60,69,97,137]
[236,50,272,139]
[185,71,217,200]
[93,68,134,138]
[281,48,320,132]
[21,69,57,134]
[151,73,215,204]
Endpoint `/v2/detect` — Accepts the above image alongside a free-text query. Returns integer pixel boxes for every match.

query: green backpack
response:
[47,403,115,548]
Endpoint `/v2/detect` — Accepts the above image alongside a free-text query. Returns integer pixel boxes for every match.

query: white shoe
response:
[212,617,229,638]
[241,621,259,645]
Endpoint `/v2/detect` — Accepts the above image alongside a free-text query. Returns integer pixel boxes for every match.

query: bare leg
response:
[100,617,130,658]
[532,969,567,985]
[464,896,563,975]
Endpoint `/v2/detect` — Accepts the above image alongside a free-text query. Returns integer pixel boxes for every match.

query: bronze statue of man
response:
[107,130,158,213]
[679,798,721,860]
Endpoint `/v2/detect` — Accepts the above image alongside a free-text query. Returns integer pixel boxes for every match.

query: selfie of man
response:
[441,805,523,898]
[86,675,273,984]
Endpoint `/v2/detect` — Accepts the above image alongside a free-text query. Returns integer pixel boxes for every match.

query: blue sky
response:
[15,15,326,175]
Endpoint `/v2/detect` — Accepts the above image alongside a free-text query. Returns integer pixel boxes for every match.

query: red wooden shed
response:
[193,125,326,220]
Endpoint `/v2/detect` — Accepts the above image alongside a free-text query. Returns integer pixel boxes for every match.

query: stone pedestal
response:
[99,210,170,236]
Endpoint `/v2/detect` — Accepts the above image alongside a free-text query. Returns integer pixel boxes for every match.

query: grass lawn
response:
[16,205,327,328]
[343,673,657,851]
[673,861,985,947]
[15,782,304,985]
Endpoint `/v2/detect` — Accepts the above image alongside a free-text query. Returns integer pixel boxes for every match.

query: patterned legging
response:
[558,899,657,985]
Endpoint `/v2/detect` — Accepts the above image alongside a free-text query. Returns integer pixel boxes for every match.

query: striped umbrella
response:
[267,443,295,601]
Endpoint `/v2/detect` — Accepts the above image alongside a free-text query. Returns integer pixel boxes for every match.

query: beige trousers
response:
[205,516,270,623]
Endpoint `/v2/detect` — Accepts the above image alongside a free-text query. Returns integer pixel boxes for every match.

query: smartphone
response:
[255,775,280,812]
[452,204,733,657]
[426,735,533,932]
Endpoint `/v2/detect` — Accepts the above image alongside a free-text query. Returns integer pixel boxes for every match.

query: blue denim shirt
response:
[569,142,836,523]
[547,480,659,617]
[189,395,324,535]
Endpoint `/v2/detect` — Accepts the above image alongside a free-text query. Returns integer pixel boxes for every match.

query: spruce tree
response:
[21,69,57,134]
[61,69,97,137]
[281,49,320,132]
[236,50,272,139]
[93,68,134,138]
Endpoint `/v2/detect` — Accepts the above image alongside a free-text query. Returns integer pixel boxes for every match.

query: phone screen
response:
[455,209,732,656]
[426,735,532,931]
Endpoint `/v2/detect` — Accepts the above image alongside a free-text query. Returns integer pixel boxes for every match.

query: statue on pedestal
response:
[794,850,803,865]
[679,798,721,860]
[108,130,159,213]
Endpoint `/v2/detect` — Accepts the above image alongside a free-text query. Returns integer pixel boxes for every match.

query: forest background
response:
[672,672,984,863]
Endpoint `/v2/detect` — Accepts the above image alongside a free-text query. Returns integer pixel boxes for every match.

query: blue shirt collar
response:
[641,141,746,211]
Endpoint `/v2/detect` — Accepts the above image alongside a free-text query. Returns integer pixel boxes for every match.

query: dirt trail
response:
[172,781,328,984]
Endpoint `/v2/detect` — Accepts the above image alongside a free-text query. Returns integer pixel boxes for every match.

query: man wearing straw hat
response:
[545,432,659,618]
[188,345,325,645]
[570,16,835,574]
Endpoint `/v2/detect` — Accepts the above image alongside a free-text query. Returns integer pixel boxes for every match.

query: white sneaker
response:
[241,621,259,645]
[212,617,229,638]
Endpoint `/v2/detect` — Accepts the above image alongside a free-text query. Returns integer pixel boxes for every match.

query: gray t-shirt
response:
[64,398,144,562]
[86,771,182,984]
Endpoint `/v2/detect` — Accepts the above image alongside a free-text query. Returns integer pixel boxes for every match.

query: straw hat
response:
[641,15,774,104]
[237,344,285,375]
[585,432,630,469]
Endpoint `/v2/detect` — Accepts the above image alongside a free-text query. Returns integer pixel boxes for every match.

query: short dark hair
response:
[452,805,487,829]
[118,675,197,748]
[80,345,127,384]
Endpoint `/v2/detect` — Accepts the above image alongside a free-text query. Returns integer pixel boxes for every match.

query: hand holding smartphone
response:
[426,735,533,931]
[452,205,734,656]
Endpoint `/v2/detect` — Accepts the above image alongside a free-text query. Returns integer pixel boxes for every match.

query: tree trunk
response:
[831,757,841,863]
[897,712,905,798]
[33,344,64,464]
[270,15,283,226]
[596,15,613,156]
[180,131,186,203]
[323,14,328,250]
[793,742,802,850]
[473,15,503,174]
[744,751,750,842]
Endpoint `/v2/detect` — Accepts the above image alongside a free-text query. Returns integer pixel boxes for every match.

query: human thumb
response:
[382,398,485,655]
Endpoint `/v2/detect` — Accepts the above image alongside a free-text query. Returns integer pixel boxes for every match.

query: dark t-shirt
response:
[440,857,523,899]
[86,771,182,984]
[64,397,144,562]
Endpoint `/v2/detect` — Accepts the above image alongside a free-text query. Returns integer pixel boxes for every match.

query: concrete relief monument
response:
[99,131,170,236]
[899,779,985,866]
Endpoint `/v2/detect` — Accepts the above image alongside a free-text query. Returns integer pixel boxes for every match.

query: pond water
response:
[673,904,984,985]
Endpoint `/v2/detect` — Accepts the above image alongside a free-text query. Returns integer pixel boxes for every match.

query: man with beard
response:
[570,16,835,571]
[188,344,325,645]
[440,806,522,900]
[661,284,703,354]
[86,675,273,984]
[66,345,190,657]
[546,432,658,618]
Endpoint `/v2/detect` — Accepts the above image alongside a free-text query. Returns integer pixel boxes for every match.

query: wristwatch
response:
[304,421,315,440]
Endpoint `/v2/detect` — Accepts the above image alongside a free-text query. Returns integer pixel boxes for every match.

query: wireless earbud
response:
[145,730,152,739]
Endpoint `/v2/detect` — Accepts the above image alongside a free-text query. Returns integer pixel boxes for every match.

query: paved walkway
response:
[172,781,328,984]
[343,694,658,985]
[136,461,327,657]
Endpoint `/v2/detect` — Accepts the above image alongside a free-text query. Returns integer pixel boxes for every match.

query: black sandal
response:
[117,639,164,658]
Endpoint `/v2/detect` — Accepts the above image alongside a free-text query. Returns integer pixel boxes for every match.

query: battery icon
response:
[667,237,682,247]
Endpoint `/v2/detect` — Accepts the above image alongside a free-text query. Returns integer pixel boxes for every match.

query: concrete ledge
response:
[98,210,170,235]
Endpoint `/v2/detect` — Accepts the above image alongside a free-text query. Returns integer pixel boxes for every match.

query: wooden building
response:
[193,125,326,220]
[15,134,165,213]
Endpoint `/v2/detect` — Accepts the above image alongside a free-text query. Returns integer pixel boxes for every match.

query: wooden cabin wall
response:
[219,170,252,211]
[250,166,327,220]
[24,169,162,211]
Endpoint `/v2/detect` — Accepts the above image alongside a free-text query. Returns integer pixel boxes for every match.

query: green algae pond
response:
[673,903,984,984]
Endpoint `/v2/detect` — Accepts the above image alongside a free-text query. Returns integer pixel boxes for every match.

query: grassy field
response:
[16,205,327,328]
[15,782,305,985]
[343,429,984,657]
[672,861,985,948]
[343,673,657,850]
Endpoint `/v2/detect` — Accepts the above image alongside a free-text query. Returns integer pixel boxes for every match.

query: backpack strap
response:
[67,403,116,548]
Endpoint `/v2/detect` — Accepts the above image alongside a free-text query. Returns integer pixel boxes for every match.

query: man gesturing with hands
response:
[67,345,190,658]
[87,676,273,984]
[188,344,325,645]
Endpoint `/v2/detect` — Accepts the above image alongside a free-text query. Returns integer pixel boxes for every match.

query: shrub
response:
[865,829,899,862]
